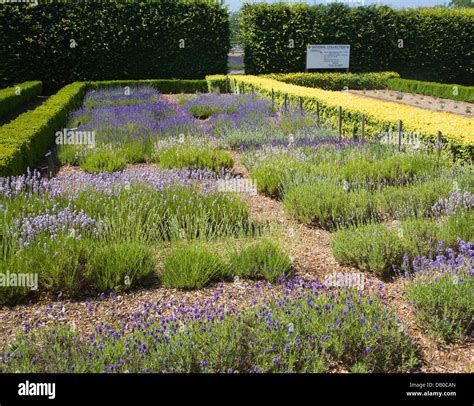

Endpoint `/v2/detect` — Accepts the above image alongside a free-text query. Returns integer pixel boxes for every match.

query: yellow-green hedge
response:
[208,75,473,160]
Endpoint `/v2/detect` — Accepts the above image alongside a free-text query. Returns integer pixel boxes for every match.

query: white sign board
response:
[306,45,350,69]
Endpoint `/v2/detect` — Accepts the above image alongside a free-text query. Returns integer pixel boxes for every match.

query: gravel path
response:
[350,89,473,118]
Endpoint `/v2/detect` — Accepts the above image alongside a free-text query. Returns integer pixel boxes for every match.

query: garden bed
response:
[0,86,472,373]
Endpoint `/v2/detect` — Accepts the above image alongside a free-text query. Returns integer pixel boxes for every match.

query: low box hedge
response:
[387,78,474,103]
[0,81,42,120]
[263,72,400,91]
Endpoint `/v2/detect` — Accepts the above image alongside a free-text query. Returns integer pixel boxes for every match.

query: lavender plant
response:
[403,240,473,342]
[0,282,418,373]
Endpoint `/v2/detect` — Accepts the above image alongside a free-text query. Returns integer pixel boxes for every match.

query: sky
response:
[225,0,449,11]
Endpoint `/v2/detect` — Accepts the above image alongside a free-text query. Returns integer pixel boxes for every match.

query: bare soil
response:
[350,89,474,118]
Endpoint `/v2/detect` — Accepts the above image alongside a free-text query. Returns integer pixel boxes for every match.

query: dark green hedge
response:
[387,78,474,102]
[88,79,208,93]
[0,81,42,120]
[0,82,86,176]
[240,4,474,86]
[0,0,229,92]
[264,72,400,90]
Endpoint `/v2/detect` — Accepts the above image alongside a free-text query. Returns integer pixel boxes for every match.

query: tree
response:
[449,0,473,7]
[229,11,241,46]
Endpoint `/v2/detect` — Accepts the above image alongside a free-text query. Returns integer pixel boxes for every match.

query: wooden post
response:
[437,130,442,156]
[226,76,230,93]
[361,114,365,141]
[299,96,303,115]
[242,82,245,94]
[271,88,275,109]
[284,93,288,113]
[233,78,237,94]
[316,101,320,126]
[338,106,343,138]
[398,120,403,152]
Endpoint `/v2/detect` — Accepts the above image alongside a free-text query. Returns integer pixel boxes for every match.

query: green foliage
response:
[331,224,404,278]
[266,72,399,90]
[387,78,474,102]
[375,180,453,220]
[0,236,93,301]
[229,11,241,46]
[155,144,233,172]
[332,212,473,277]
[249,156,310,198]
[186,105,223,119]
[406,270,473,342]
[0,81,42,119]
[240,3,473,85]
[80,149,127,173]
[229,240,292,282]
[162,243,226,289]
[86,242,155,292]
[206,75,230,93]
[0,82,86,176]
[449,0,474,8]
[0,1,230,91]
[0,289,418,373]
[283,182,376,231]
[340,154,447,190]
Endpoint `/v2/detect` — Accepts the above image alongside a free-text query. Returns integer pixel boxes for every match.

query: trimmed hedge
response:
[264,72,400,91]
[0,78,216,176]
[387,78,474,103]
[0,82,86,176]
[0,81,42,120]
[239,4,474,85]
[88,79,208,93]
[0,0,229,92]
[216,75,473,160]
